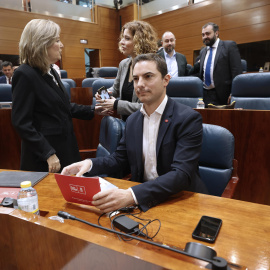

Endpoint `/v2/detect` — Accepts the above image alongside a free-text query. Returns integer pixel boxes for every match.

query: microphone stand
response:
[58,211,231,270]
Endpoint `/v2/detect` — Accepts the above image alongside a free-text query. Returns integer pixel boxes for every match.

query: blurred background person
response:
[95,20,158,121]
[22,0,31,12]
[12,19,98,173]
[157,39,163,53]
[0,60,3,76]
[0,61,14,84]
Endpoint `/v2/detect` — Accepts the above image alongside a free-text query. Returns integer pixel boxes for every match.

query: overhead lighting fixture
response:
[80,39,88,44]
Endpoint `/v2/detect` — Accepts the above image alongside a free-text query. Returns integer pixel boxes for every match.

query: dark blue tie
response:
[205,47,212,86]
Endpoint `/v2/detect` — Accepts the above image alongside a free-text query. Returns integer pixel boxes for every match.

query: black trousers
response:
[203,88,220,107]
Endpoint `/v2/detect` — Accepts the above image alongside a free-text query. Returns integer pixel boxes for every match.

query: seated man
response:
[62,53,208,212]
[0,61,14,84]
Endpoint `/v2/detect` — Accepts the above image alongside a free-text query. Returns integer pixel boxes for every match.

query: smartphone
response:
[192,215,222,243]
[97,86,110,100]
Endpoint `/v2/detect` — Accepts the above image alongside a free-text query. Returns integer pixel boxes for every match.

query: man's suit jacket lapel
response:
[159,50,166,60]
[133,112,144,179]
[175,53,182,76]
[200,48,207,78]
[214,40,223,70]
[156,98,173,157]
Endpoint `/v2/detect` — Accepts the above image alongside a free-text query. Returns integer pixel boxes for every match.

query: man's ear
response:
[163,74,171,87]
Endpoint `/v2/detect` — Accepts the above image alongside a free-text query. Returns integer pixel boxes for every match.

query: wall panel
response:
[221,5,270,31]
[119,4,136,27]
[0,6,122,78]
[221,22,270,45]
[222,0,270,15]
[145,0,270,63]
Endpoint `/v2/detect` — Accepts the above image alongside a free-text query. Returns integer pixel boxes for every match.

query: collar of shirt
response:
[47,68,59,86]
[140,95,168,117]
[165,50,176,59]
[6,76,12,83]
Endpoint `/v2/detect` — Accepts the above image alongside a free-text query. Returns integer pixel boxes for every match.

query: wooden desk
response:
[2,107,270,206]
[195,109,270,206]
[1,172,269,270]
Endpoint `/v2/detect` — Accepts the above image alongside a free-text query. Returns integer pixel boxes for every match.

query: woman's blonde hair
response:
[19,19,60,74]
[118,21,158,56]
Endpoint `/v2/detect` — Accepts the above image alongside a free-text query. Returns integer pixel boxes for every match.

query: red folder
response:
[54,174,101,206]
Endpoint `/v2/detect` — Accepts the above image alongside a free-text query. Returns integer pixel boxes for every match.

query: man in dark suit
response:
[0,61,14,84]
[191,22,242,106]
[62,53,207,212]
[158,31,189,77]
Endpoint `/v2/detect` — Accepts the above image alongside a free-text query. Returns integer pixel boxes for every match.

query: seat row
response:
[1,72,270,109]
[60,66,118,79]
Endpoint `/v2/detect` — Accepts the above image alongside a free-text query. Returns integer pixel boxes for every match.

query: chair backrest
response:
[99,67,118,78]
[61,81,71,100]
[96,116,124,157]
[231,73,270,109]
[166,77,203,108]
[199,124,235,196]
[60,70,68,78]
[0,84,12,101]
[241,59,247,73]
[82,78,99,87]
[92,79,115,106]
[61,78,76,88]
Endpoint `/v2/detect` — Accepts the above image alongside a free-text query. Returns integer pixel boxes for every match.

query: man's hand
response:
[92,189,135,213]
[61,159,92,177]
[47,154,61,173]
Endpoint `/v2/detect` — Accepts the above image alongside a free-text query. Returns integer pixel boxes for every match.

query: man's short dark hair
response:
[202,22,219,33]
[133,53,168,78]
[2,61,13,68]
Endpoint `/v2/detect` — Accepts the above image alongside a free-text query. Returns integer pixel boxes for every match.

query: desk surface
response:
[0,172,270,270]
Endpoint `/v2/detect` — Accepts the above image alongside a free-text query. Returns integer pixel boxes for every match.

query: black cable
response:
[57,211,216,265]
[106,207,161,241]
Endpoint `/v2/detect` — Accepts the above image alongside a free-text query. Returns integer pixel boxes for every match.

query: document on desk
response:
[54,174,118,206]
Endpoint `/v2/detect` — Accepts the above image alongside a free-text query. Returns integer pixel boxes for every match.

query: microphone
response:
[57,211,231,269]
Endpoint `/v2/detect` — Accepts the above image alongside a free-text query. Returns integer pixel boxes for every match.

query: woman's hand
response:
[95,92,102,100]
[96,96,116,111]
[47,154,61,173]
[95,106,114,116]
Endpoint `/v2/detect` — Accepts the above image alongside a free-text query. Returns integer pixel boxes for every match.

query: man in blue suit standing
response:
[190,22,242,106]
[62,53,207,212]
[0,61,14,84]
